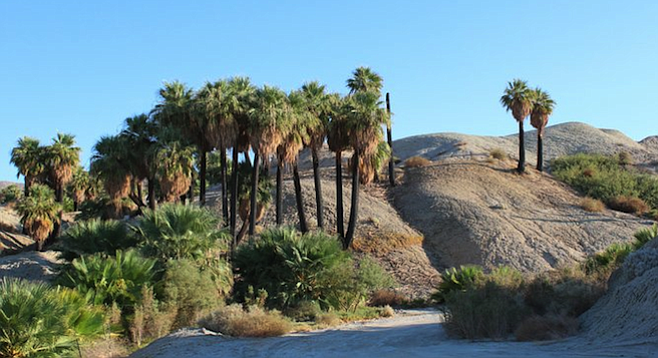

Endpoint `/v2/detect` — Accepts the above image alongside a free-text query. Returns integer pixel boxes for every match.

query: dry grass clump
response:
[489,148,508,161]
[380,305,395,318]
[314,312,342,327]
[514,315,579,342]
[608,195,650,214]
[404,156,431,168]
[351,233,423,255]
[199,304,292,337]
[580,197,605,213]
[81,336,130,358]
[369,289,408,307]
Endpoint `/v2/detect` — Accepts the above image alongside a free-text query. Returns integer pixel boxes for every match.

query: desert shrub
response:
[129,286,175,346]
[0,278,105,358]
[404,156,431,168]
[134,204,229,263]
[233,228,395,311]
[314,312,341,326]
[617,151,634,166]
[608,195,650,214]
[583,242,634,276]
[369,289,408,307]
[580,197,605,212]
[431,265,484,304]
[80,336,129,358]
[199,304,292,337]
[552,153,658,211]
[633,223,658,249]
[443,280,527,340]
[161,259,225,328]
[514,314,579,341]
[0,185,22,204]
[351,233,423,255]
[380,305,395,317]
[58,249,157,308]
[284,300,322,322]
[489,148,508,161]
[58,219,138,261]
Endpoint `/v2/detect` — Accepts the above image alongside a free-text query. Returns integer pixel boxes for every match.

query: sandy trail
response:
[129,309,657,358]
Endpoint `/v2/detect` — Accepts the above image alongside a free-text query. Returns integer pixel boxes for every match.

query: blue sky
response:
[1,1,657,182]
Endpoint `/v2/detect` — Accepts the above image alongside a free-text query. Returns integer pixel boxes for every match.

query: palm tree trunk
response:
[293,160,308,233]
[276,159,283,226]
[312,149,324,229]
[335,150,344,239]
[517,121,526,173]
[199,150,207,206]
[344,150,360,249]
[249,152,260,235]
[137,182,143,207]
[147,177,156,210]
[536,132,544,172]
[230,148,239,243]
[24,177,30,198]
[386,93,395,187]
[220,149,229,222]
[55,185,63,203]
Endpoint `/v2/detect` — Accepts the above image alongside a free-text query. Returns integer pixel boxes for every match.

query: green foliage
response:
[58,219,138,261]
[431,265,484,303]
[552,153,658,210]
[583,243,634,276]
[233,227,395,311]
[0,185,23,204]
[134,204,229,263]
[634,223,658,249]
[16,184,61,244]
[58,249,157,308]
[0,278,104,358]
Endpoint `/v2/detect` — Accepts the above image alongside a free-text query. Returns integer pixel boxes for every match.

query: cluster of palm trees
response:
[500,79,556,173]
[10,67,394,251]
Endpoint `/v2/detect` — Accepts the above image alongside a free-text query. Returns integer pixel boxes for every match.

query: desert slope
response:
[392,159,653,272]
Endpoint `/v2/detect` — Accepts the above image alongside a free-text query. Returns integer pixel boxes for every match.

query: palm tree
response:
[342,92,389,249]
[121,114,159,209]
[530,88,556,172]
[154,139,195,203]
[300,81,331,229]
[226,77,257,240]
[327,94,350,239]
[68,166,89,211]
[45,133,81,203]
[91,135,132,217]
[10,137,45,197]
[16,184,60,251]
[347,66,383,95]
[248,85,291,235]
[500,79,534,173]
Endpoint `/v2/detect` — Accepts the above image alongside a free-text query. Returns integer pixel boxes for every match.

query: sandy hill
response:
[392,159,653,273]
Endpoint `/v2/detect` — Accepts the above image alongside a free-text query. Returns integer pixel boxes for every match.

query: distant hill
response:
[0,181,21,190]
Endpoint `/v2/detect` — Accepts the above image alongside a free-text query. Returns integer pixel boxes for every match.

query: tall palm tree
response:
[68,166,89,211]
[226,77,257,240]
[248,85,291,235]
[45,133,81,203]
[121,114,159,209]
[10,137,45,197]
[91,135,132,218]
[301,81,331,229]
[16,184,60,251]
[346,66,384,95]
[500,79,534,173]
[327,94,350,239]
[154,139,195,203]
[343,92,389,249]
[530,88,556,172]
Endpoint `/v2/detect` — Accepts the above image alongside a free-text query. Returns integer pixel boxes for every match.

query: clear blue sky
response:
[1,1,657,183]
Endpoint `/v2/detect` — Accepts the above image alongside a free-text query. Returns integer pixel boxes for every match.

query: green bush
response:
[0,278,104,358]
[0,185,22,204]
[134,204,229,263]
[583,243,634,276]
[58,219,138,261]
[233,227,395,311]
[552,153,658,210]
[58,249,157,308]
[431,265,484,304]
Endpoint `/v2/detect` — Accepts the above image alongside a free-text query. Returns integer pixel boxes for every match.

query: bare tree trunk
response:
[344,150,360,249]
[536,132,544,172]
[249,152,260,236]
[199,150,207,206]
[335,151,344,239]
[517,121,526,173]
[276,159,283,226]
[386,93,395,187]
[221,149,229,222]
[312,150,324,229]
[293,160,308,233]
[230,148,239,244]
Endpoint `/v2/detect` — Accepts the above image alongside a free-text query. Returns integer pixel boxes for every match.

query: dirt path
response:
[129,309,656,358]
